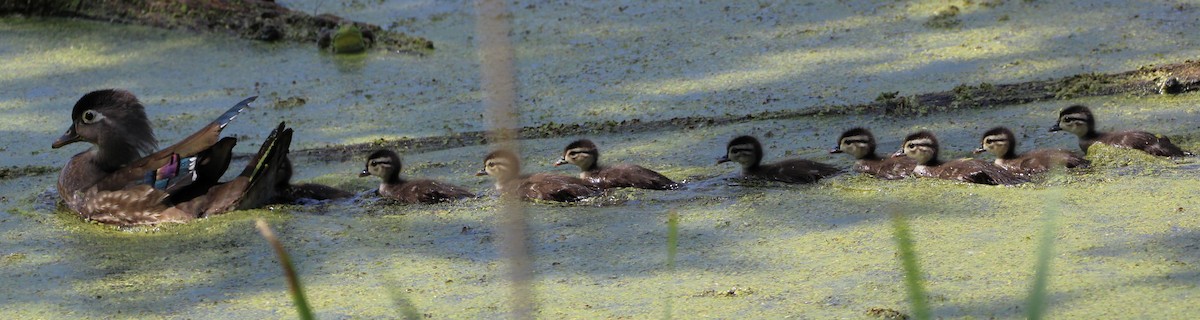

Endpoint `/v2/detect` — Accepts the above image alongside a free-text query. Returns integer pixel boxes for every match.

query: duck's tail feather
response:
[215,96,258,130]
[235,122,293,210]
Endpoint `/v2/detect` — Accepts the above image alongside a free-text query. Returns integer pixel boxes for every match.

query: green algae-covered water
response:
[3,0,1200,318]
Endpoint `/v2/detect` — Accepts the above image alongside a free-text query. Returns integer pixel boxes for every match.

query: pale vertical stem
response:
[474,0,534,318]
[1027,168,1063,319]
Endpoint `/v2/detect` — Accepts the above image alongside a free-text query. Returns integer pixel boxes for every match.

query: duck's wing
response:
[1104,131,1188,157]
[600,164,678,190]
[93,96,256,191]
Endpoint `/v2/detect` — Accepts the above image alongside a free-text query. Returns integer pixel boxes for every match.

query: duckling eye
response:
[80,110,103,124]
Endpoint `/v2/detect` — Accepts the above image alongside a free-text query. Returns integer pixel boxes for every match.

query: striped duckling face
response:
[717,136,763,169]
[1051,105,1094,137]
[554,139,598,170]
[360,150,401,180]
[894,131,939,165]
[974,127,1014,158]
[831,128,875,159]
[476,150,520,181]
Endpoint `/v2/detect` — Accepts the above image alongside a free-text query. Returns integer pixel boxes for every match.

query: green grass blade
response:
[1027,169,1063,319]
[663,210,679,320]
[256,219,316,320]
[891,210,930,320]
[385,284,423,320]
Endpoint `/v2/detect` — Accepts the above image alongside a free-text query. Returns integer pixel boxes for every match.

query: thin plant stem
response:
[475,0,533,317]
[255,219,315,320]
[1027,169,1063,319]
[890,210,930,320]
[663,210,679,320]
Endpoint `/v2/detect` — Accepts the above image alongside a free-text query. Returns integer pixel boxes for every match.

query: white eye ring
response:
[81,110,105,124]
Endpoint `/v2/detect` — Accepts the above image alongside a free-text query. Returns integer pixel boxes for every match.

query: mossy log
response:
[0,0,433,53]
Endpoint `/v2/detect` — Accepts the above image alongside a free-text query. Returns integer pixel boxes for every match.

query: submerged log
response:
[0,0,433,53]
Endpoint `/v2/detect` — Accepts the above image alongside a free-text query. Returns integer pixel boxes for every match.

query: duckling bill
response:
[554,139,677,190]
[719,135,840,183]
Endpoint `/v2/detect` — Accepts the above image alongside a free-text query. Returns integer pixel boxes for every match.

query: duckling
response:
[1051,105,1190,157]
[273,157,354,204]
[553,139,678,190]
[830,128,916,180]
[974,126,1089,175]
[476,150,601,202]
[51,89,291,226]
[359,149,474,204]
[891,131,1026,185]
[718,135,840,183]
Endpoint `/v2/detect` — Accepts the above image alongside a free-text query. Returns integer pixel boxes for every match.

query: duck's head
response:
[554,139,598,170]
[975,127,1017,159]
[717,135,763,169]
[477,149,521,181]
[831,127,876,159]
[360,149,403,182]
[1050,105,1094,137]
[893,131,940,165]
[52,89,158,170]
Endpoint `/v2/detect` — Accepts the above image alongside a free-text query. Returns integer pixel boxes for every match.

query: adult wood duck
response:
[718,135,840,184]
[974,126,1089,176]
[476,149,601,202]
[359,149,474,204]
[1051,105,1191,157]
[51,89,292,226]
[553,139,678,190]
[891,130,1026,185]
[830,128,916,180]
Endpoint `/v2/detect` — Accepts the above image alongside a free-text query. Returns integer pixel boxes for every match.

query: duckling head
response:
[360,149,403,183]
[477,149,521,181]
[1050,105,1094,137]
[975,127,1016,159]
[893,131,940,165]
[718,135,763,169]
[554,139,599,170]
[831,128,876,159]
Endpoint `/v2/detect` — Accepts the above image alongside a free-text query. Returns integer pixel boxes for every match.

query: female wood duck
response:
[830,128,916,180]
[718,135,840,183]
[974,126,1089,175]
[891,131,1026,185]
[51,89,291,226]
[476,149,601,202]
[359,149,474,204]
[553,139,678,190]
[1050,105,1191,157]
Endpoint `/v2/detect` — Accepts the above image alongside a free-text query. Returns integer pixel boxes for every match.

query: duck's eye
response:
[81,110,103,124]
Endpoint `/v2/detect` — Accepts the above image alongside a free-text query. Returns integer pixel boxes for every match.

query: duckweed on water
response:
[5,0,1200,317]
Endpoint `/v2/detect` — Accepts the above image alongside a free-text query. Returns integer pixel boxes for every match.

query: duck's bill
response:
[51,126,80,149]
